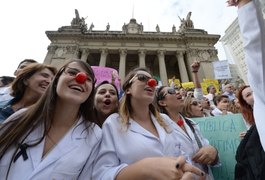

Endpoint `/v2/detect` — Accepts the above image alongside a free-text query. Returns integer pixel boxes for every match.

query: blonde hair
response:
[182,95,194,118]
[119,67,169,132]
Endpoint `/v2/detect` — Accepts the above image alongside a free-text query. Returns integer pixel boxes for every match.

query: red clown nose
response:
[147,79,157,87]
[75,72,87,84]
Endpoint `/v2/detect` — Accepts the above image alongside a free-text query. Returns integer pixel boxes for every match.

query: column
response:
[119,49,127,82]
[99,49,108,67]
[176,51,189,83]
[81,49,89,62]
[72,47,79,59]
[138,50,146,68]
[157,50,168,86]
[43,45,57,65]
[65,46,79,59]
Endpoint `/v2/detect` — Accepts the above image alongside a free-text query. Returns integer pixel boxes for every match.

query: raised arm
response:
[191,60,204,100]
[191,60,202,89]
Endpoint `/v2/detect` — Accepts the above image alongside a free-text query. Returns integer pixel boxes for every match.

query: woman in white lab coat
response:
[0,59,102,180]
[227,0,265,151]
[92,67,205,180]
[155,86,219,180]
[93,81,119,127]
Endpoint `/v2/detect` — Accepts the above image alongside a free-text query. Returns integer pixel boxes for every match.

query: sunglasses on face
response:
[190,101,201,106]
[64,67,94,83]
[157,88,176,100]
[129,74,158,84]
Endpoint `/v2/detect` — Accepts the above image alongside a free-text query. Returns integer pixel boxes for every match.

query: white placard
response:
[212,60,231,79]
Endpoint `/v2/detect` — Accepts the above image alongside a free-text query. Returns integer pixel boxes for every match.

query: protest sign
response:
[91,66,120,92]
[212,60,231,80]
[192,114,247,180]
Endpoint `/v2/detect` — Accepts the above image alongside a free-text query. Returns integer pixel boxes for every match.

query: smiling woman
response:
[0,59,102,179]
[0,63,57,123]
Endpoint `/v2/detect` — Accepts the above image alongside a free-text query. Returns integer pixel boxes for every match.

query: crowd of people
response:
[0,0,264,179]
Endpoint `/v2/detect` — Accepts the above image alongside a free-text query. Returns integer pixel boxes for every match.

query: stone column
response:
[43,45,57,65]
[99,49,108,67]
[138,50,146,68]
[157,50,168,86]
[65,46,79,59]
[73,47,80,59]
[81,49,89,62]
[176,51,189,83]
[119,49,127,82]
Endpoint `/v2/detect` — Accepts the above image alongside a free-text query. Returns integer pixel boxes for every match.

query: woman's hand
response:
[227,0,251,8]
[116,156,205,180]
[239,131,247,140]
[144,156,205,180]
[192,145,218,165]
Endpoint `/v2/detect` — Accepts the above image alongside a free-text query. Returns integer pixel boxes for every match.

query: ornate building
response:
[44,10,220,85]
[221,1,265,85]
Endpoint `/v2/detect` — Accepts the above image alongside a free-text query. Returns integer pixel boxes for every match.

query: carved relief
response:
[197,50,210,61]
[119,49,127,55]
[138,50,146,56]
[66,46,78,54]
[55,48,66,57]
[176,51,185,57]
[47,45,57,53]
[208,49,218,58]
[100,49,108,55]
[157,50,165,57]
[123,19,143,34]
[187,49,199,57]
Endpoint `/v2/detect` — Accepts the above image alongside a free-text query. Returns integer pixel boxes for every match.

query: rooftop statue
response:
[71,9,81,26]
[106,23,110,32]
[178,11,194,32]
[172,25,176,33]
[89,23,94,32]
[156,24,160,32]
[70,9,88,32]
[185,12,194,28]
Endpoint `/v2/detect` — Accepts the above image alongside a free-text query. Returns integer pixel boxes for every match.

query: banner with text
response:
[192,114,247,180]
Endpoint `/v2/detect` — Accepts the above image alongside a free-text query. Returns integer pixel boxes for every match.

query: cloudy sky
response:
[0,0,237,76]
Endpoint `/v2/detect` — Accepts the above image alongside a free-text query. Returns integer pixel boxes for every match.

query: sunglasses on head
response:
[157,88,176,100]
[64,67,94,82]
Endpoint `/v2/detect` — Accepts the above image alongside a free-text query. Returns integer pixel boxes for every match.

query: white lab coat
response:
[0,116,102,180]
[238,1,265,150]
[161,114,217,180]
[92,113,184,180]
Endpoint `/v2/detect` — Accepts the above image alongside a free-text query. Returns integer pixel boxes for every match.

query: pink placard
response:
[91,66,121,92]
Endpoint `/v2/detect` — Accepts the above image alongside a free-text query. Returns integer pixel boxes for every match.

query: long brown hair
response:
[10,63,57,102]
[0,60,97,172]
[93,81,119,127]
[119,67,169,132]
[237,85,254,125]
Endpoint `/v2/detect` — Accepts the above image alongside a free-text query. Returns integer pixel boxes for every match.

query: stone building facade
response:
[44,10,220,85]
[221,1,265,85]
